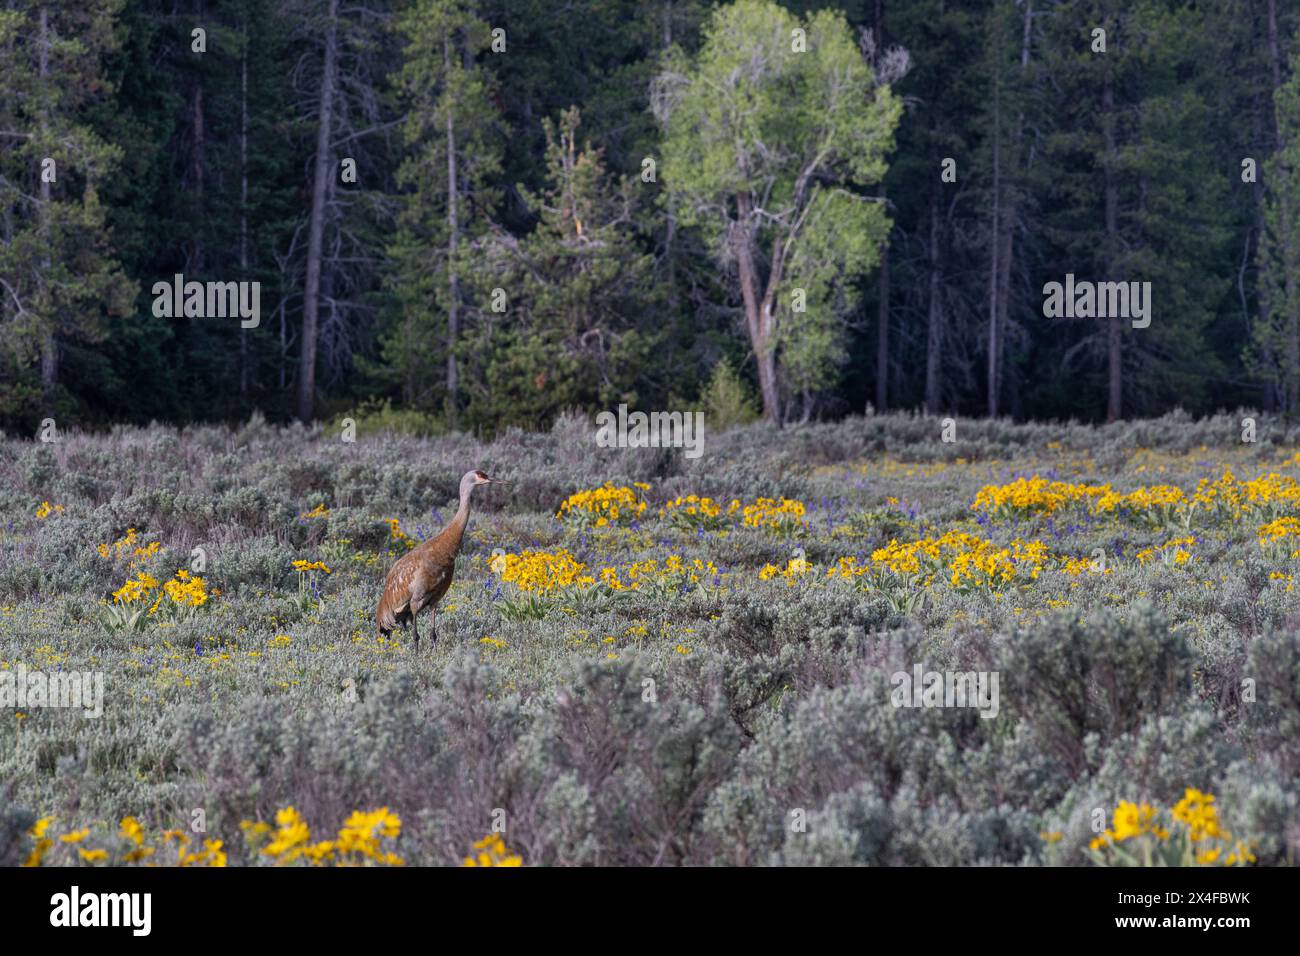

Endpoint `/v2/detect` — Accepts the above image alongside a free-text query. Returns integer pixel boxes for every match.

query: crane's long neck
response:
[444,483,474,550]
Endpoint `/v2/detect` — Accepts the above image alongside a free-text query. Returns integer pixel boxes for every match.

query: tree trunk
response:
[990,0,1033,419]
[1103,40,1122,423]
[37,7,55,394]
[298,0,339,423]
[734,192,781,424]
[876,206,890,413]
[1266,0,1299,411]
[1269,0,1283,146]
[190,88,205,272]
[995,212,1014,412]
[189,0,206,274]
[1255,0,1277,411]
[998,0,1033,418]
[444,37,460,426]
[873,1,888,414]
[661,12,679,312]
[988,57,1002,418]
[239,21,250,399]
[924,187,943,415]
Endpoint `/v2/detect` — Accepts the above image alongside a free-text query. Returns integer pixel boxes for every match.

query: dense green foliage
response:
[1,0,1299,431]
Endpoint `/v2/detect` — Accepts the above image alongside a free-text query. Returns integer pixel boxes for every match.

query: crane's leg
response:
[410,612,420,654]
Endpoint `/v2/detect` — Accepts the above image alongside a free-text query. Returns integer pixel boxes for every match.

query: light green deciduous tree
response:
[653,0,901,424]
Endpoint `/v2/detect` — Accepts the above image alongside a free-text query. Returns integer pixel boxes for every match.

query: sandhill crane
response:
[377,469,505,652]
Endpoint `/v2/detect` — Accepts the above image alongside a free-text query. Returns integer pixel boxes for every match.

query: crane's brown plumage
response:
[377,469,503,651]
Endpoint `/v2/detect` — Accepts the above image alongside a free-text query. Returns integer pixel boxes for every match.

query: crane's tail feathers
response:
[376,596,399,635]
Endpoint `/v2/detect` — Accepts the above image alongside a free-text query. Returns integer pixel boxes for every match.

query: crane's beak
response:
[488,476,510,484]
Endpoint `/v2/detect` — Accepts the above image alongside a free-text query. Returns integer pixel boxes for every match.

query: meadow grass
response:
[1,410,1298,866]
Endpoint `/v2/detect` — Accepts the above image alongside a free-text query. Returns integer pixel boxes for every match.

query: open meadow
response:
[1,411,1298,867]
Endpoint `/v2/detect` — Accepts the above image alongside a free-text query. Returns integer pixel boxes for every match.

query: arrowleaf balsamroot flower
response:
[462,833,522,867]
